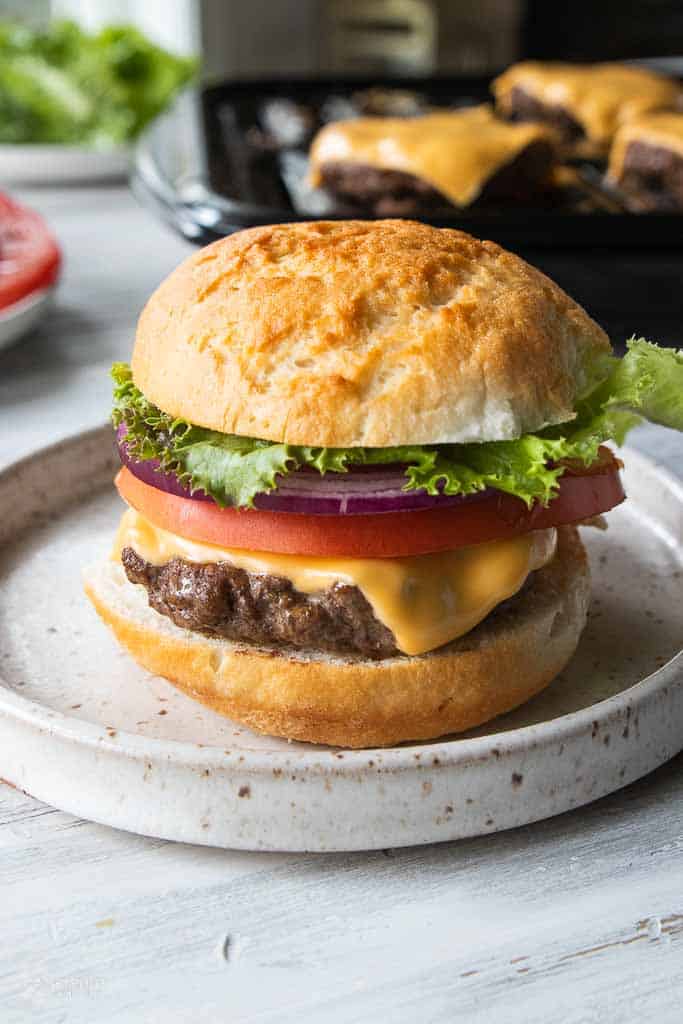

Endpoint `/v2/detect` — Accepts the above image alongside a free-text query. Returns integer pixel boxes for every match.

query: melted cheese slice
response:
[114,508,557,657]
[493,62,682,146]
[607,112,683,182]
[308,104,551,207]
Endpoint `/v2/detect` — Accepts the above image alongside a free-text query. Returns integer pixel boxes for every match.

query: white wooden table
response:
[1,187,681,1024]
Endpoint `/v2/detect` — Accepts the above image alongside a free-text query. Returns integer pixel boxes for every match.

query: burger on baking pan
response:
[84,220,683,748]
[492,61,683,159]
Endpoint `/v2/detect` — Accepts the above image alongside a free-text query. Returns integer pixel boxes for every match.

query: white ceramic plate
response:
[0,426,681,852]
[0,285,56,352]
[0,144,130,185]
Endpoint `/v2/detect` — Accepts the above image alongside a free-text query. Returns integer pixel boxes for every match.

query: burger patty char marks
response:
[121,547,398,659]
[318,139,555,215]
[503,86,584,144]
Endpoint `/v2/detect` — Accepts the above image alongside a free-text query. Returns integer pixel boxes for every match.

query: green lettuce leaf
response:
[112,338,683,509]
[588,336,683,431]
[0,20,196,146]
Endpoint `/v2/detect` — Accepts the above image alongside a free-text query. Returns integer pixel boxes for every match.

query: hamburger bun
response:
[84,526,589,749]
[132,220,610,448]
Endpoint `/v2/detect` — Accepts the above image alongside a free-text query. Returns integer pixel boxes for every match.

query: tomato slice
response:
[115,454,625,558]
[0,193,61,311]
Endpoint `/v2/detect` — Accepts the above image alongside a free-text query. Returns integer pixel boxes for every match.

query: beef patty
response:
[121,547,398,659]
[502,86,584,145]
[318,138,555,216]
[616,139,683,212]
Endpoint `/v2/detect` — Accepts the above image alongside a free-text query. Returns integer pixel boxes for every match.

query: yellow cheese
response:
[114,508,557,657]
[308,104,552,208]
[493,62,682,147]
[607,111,683,183]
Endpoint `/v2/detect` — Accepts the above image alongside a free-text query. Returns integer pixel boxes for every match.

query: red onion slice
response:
[117,426,213,501]
[115,427,489,515]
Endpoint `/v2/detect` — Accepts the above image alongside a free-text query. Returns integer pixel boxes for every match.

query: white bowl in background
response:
[0,144,130,186]
[0,285,56,352]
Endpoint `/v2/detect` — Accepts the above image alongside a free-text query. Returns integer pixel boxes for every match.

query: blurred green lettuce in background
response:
[0,19,197,146]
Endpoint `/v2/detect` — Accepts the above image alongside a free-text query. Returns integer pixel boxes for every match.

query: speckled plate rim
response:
[0,427,681,850]
[0,644,680,771]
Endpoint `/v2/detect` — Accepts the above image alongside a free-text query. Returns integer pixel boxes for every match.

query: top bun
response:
[132,220,610,447]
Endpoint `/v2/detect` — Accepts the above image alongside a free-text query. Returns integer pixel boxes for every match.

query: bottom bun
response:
[83,526,589,748]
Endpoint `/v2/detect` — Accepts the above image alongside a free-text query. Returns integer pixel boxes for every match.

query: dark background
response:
[524,0,683,350]
[523,0,683,60]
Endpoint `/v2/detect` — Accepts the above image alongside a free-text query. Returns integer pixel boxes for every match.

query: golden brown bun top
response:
[132,220,610,447]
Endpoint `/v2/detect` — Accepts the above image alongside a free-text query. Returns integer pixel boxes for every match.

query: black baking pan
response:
[132,75,683,249]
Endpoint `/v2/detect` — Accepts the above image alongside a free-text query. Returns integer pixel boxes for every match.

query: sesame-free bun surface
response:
[132,220,610,447]
[84,527,589,749]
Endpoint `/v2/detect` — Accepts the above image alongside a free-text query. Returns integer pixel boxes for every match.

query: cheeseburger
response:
[84,220,683,748]
[493,61,683,158]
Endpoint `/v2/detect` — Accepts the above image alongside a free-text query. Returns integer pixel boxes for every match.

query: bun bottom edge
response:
[83,526,590,748]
